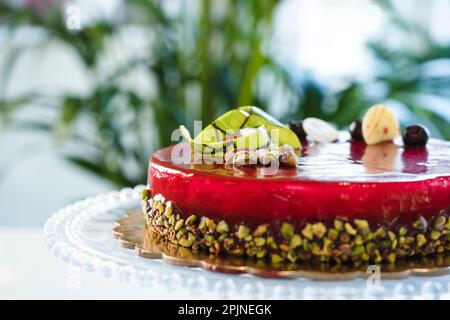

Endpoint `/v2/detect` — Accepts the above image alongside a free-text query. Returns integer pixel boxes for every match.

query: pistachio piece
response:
[236,225,250,239]
[231,247,244,256]
[430,230,441,240]
[387,253,396,264]
[217,221,229,233]
[271,254,283,264]
[366,242,376,254]
[233,150,258,166]
[155,202,164,215]
[163,206,173,218]
[141,189,149,201]
[374,251,382,263]
[205,218,217,232]
[374,227,386,239]
[279,144,298,167]
[179,236,193,248]
[312,223,326,239]
[364,232,373,242]
[253,224,269,236]
[354,219,370,233]
[281,222,295,240]
[267,236,277,249]
[443,219,450,231]
[256,249,267,259]
[334,219,344,231]
[223,238,235,250]
[286,251,298,263]
[351,245,365,257]
[354,235,364,246]
[204,234,215,246]
[361,253,370,262]
[254,237,266,247]
[186,214,197,225]
[340,233,350,243]
[176,228,188,240]
[279,243,290,252]
[198,217,207,231]
[344,223,357,236]
[311,243,322,256]
[339,244,352,255]
[174,219,185,231]
[417,234,427,248]
[214,241,221,252]
[413,216,428,231]
[302,224,313,240]
[434,216,446,231]
[218,233,228,242]
[405,236,415,244]
[388,231,396,242]
[290,234,302,249]
[255,148,279,166]
[327,229,339,241]
[398,227,407,236]
[391,238,398,250]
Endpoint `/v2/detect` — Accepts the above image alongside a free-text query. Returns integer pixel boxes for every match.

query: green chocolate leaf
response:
[180,106,301,151]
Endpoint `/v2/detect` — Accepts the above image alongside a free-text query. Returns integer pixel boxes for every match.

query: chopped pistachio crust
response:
[142,190,450,264]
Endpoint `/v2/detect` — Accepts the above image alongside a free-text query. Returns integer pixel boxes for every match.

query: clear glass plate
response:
[43,185,450,299]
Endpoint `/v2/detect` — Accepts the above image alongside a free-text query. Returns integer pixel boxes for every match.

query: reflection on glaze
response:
[152,133,450,182]
[362,142,399,174]
[402,148,429,174]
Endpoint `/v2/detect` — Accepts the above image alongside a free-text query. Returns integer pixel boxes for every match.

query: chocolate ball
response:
[288,120,307,140]
[348,119,363,141]
[402,125,429,148]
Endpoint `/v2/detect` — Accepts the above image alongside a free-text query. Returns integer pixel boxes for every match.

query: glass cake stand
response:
[43,185,450,299]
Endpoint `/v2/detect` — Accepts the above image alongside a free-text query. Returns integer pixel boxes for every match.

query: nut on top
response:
[362,104,399,145]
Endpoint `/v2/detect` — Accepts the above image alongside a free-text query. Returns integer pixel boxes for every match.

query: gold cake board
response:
[113,211,450,281]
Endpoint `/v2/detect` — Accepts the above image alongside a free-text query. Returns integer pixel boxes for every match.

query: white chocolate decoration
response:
[303,117,339,143]
[362,104,399,145]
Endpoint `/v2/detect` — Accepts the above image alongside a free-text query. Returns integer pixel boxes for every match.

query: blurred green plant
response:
[367,0,450,138]
[0,0,281,186]
[281,0,450,134]
[280,0,450,134]
[0,0,449,188]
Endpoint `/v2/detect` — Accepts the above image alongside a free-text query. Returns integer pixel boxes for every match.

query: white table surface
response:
[0,228,213,300]
[2,228,450,300]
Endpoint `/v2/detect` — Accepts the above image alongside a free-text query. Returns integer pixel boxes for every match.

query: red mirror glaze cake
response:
[142,106,450,265]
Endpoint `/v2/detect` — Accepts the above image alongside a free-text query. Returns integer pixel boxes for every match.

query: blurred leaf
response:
[54,97,82,140]
[331,84,369,126]
[0,94,36,120]
[9,120,53,132]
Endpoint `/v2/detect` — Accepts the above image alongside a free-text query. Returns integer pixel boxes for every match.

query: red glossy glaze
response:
[149,135,450,225]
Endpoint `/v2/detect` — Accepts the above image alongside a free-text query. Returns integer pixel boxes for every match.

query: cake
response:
[142,106,450,264]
